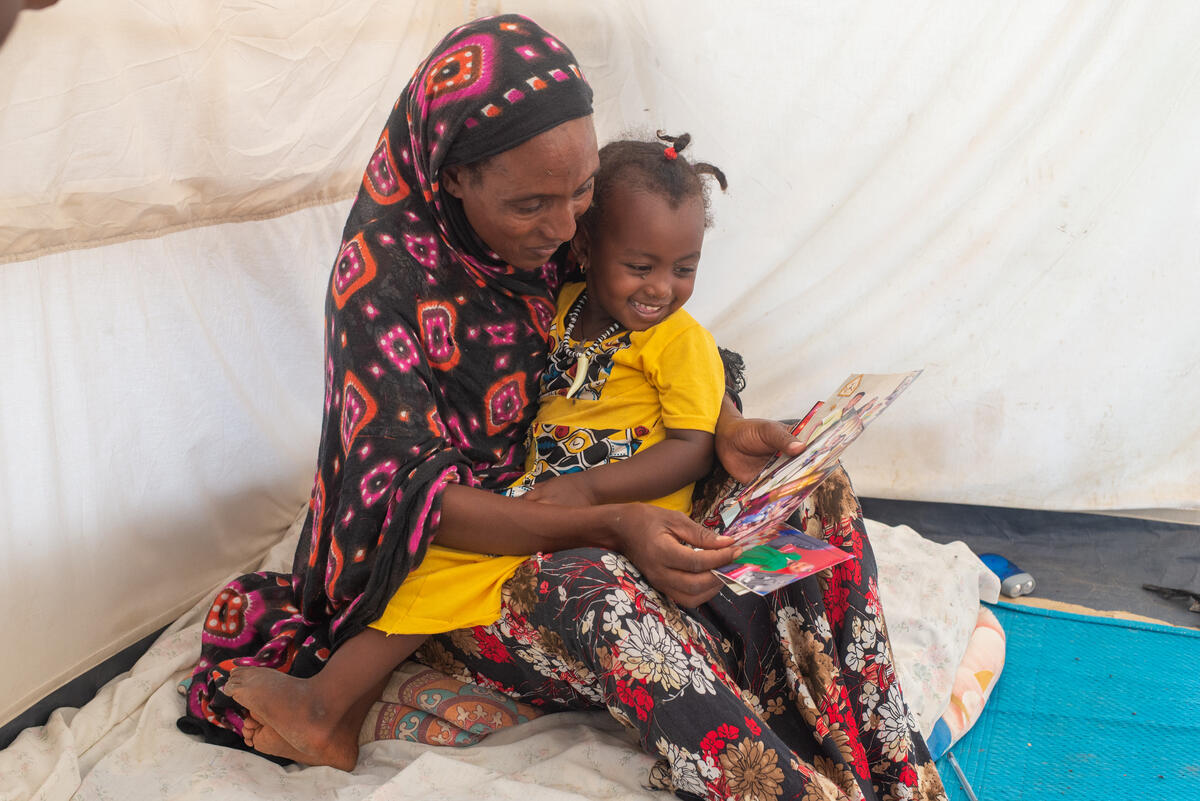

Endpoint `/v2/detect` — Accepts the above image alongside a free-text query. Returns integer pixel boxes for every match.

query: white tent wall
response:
[1,0,1197,731]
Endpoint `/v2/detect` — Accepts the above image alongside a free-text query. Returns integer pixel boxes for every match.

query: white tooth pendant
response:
[567,353,589,399]
[559,289,623,400]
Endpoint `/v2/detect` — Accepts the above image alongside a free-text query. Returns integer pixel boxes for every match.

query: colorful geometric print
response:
[475,58,585,124]
[306,474,325,568]
[202,586,249,646]
[415,19,590,175]
[536,423,646,470]
[363,132,410,205]
[423,35,495,110]
[340,371,377,452]
[404,232,439,269]
[418,300,461,371]
[359,459,401,508]
[506,422,647,496]
[378,324,421,373]
[483,371,529,436]
[539,330,631,402]
[513,43,540,61]
[484,322,517,346]
[365,663,544,747]
[525,295,555,339]
[331,234,377,309]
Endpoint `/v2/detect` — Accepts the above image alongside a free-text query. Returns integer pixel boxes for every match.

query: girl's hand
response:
[610,503,741,608]
[715,414,805,484]
[524,474,598,507]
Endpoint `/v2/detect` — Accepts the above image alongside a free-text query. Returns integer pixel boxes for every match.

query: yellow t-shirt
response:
[513,282,725,513]
[370,282,724,635]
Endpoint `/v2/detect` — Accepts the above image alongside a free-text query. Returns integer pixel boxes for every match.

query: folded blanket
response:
[866,519,1001,735]
[924,605,1006,759]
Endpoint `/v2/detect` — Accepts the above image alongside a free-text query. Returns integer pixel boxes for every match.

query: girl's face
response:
[442,116,599,271]
[577,186,705,334]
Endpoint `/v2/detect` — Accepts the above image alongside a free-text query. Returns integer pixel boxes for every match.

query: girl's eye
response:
[624,264,651,273]
[675,266,697,276]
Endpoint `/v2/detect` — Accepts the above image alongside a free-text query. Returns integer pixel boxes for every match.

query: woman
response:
[182,15,945,801]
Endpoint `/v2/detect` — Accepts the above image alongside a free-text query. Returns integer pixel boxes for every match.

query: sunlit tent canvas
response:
[1,2,1197,799]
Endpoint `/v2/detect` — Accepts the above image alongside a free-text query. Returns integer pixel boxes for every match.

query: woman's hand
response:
[523,474,597,507]
[610,503,741,608]
[714,399,805,483]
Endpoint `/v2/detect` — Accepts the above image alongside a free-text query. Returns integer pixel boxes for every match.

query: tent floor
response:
[860,497,1200,630]
[6,500,1196,749]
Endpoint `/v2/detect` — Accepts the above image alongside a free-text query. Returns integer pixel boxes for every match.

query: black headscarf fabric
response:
[181,14,593,738]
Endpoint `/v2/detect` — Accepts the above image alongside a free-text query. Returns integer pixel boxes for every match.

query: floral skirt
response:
[416,471,946,801]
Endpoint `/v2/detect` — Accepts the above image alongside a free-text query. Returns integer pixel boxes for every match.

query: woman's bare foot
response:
[242,715,263,749]
[245,716,360,771]
[225,667,360,770]
[249,723,320,766]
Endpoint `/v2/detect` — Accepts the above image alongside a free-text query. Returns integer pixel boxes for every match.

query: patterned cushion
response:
[360,660,542,746]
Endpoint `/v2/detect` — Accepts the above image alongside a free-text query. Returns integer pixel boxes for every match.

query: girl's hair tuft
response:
[582,130,728,231]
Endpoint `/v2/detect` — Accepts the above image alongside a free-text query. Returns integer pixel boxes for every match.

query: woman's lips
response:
[528,244,560,260]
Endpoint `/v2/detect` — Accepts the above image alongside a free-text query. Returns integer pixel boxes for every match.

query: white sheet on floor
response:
[0,516,993,801]
[868,520,1002,731]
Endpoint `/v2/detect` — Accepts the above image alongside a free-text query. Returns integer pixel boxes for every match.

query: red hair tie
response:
[664,146,678,160]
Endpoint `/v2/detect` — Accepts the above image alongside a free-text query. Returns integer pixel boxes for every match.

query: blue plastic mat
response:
[935,602,1200,800]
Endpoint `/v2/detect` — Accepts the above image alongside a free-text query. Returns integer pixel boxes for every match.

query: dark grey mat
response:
[0,626,166,750]
[861,497,1200,629]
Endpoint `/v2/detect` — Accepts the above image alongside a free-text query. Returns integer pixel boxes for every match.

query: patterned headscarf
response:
[183,14,593,739]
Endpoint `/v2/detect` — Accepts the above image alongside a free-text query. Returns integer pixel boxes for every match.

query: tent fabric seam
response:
[0,190,358,266]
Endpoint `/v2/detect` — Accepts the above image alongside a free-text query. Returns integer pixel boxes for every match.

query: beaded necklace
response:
[559,289,622,399]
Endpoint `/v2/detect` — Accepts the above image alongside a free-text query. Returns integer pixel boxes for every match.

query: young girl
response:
[225,132,730,770]
[507,131,729,510]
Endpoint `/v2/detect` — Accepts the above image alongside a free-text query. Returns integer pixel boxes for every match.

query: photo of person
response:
[715,528,853,596]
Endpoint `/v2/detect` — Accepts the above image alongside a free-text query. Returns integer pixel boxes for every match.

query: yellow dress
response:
[370,283,724,635]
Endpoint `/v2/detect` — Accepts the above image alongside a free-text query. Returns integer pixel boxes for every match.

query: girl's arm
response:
[523,428,712,507]
[434,482,739,607]
[713,395,806,482]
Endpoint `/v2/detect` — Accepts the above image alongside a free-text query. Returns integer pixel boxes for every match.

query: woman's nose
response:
[541,201,576,243]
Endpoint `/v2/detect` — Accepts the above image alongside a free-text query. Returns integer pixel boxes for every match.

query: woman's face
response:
[442,116,599,271]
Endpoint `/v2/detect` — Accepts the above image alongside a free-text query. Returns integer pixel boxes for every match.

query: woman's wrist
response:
[585,502,630,552]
